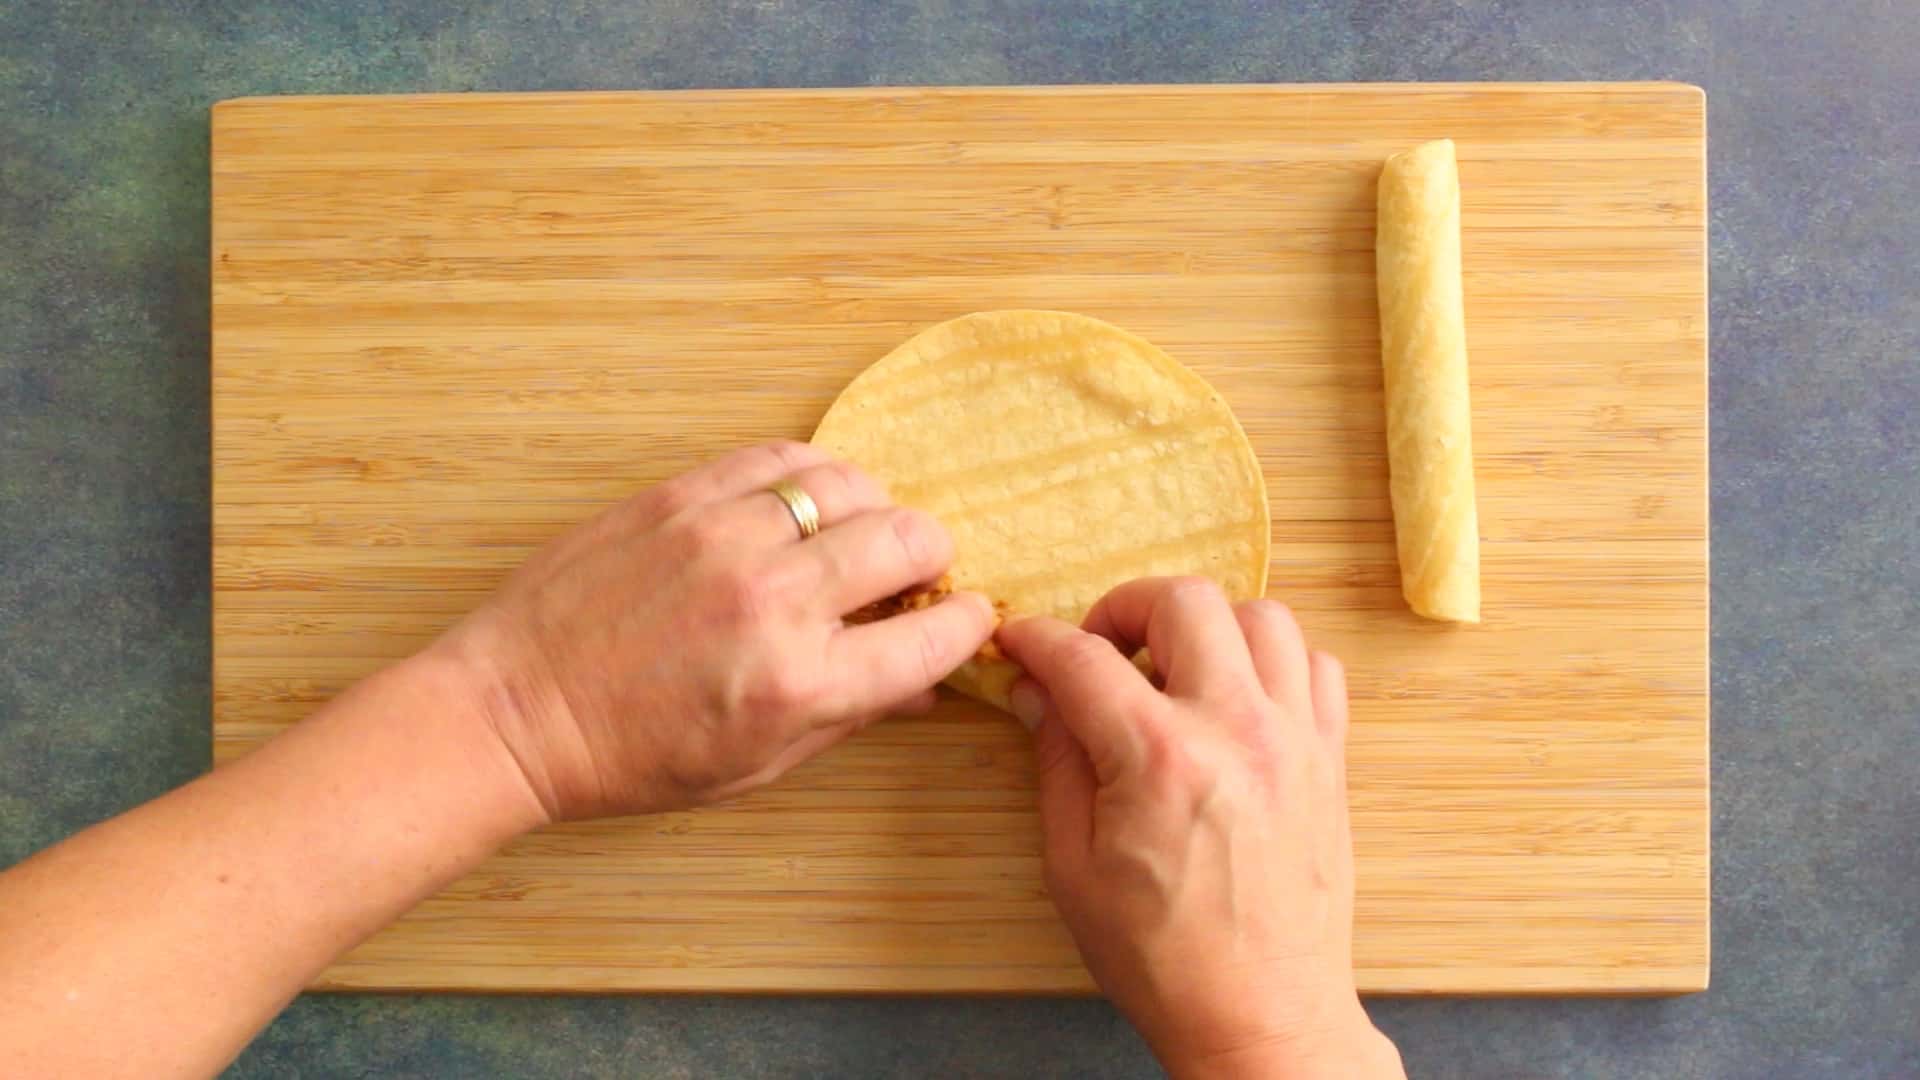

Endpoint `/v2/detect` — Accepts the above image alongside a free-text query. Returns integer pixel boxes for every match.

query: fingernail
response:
[1008,680,1047,732]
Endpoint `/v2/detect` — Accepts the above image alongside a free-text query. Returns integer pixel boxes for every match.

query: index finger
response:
[1081,577,1257,699]
[995,615,1156,781]
[825,592,995,714]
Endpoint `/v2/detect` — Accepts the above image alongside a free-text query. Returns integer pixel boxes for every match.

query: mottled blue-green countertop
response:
[3,3,1915,1077]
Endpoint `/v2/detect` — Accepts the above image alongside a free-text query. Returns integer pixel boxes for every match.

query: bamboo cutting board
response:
[211,83,1708,994]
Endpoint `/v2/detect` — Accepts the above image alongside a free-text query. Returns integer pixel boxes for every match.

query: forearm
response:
[0,651,542,1079]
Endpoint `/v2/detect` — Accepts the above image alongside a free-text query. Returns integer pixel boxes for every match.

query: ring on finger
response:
[766,479,821,540]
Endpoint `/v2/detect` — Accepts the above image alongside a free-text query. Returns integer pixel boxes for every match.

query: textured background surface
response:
[0,2,1913,1077]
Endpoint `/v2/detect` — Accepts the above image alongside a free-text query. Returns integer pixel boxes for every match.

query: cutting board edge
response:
[210,80,1706,115]
[305,966,1709,997]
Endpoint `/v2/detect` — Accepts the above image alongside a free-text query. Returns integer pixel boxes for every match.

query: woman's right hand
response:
[998,578,1404,1080]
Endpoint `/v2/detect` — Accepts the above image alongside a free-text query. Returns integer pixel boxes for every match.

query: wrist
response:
[1157,1000,1403,1080]
[1170,1027,1401,1080]
[384,645,554,841]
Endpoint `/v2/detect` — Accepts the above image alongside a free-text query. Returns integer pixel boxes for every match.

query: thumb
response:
[997,616,1151,783]
[1010,679,1094,866]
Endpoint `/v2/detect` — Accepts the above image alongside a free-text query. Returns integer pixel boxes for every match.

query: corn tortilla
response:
[1377,139,1481,623]
[813,310,1270,710]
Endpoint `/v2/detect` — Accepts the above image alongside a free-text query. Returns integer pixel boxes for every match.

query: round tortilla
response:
[813,310,1270,709]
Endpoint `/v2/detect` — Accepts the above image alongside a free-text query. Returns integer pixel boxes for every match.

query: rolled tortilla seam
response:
[1377,139,1481,623]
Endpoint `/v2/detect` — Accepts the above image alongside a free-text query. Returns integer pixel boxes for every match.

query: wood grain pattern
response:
[210,83,1708,994]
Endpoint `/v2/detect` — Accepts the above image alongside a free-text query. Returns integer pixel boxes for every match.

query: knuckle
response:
[715,557,817,626]
[846,463,887,504]
[914,620,953,686]
[760,439,814,474]
[1190,767,1248,820]
[1208,665,1276,710]
[818,460,881,507]
[1157,732,1231,794]
[716,565,779,623]
[1268,602,1304,638]
[1241,597,1289,621]
[1134,714,1181,769]
[1182,756,1228,801]
[1226,697,1278,734]
[770,667,821,711]
[1168,575,1224,605]
[807,461,854,509]
[1033,726,1077,775]
[1049,632,1116,674]
[748,664,820,715]
[887,508,948,573]
[1119,683,1164,721]
[646,477,700,522]
[672,509,734,557]
[1234,710,1286,761]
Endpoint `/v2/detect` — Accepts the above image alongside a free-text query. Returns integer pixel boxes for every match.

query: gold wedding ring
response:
[767,479,821,539]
